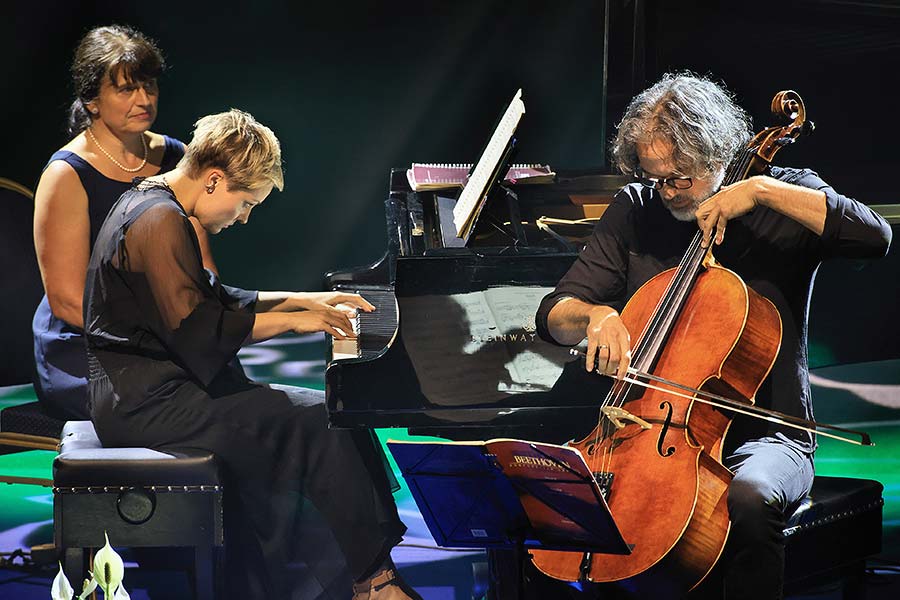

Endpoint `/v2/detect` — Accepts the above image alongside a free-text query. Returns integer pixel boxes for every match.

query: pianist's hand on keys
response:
[331,303,362,359]
[293,291,376,314]
[289,291,374,341]
[276,292,373,340]
[328,289,396,361]
[286,308,358,340]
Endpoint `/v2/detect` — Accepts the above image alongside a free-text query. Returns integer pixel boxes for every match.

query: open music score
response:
[453,89,526,241]
[406,163,554,191]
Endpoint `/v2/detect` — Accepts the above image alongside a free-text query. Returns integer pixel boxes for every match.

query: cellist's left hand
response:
[695,176,765,247]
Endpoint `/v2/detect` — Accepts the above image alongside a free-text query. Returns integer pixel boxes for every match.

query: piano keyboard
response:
[329,286,399,361]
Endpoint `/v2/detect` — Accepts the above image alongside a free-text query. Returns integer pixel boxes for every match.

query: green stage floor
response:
[2,340,898,599]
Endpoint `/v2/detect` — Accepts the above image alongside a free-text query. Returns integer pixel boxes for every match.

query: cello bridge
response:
[601,406,653,430]
[593,471,614,500]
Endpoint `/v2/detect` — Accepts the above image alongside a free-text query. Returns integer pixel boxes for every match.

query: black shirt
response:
[536,167,891,453]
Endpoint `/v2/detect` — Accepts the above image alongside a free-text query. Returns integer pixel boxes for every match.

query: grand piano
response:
[323,167,629,441]
[324,167,899,442]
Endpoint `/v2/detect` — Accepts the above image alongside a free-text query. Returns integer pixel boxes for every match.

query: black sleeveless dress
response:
[32,136,184,420]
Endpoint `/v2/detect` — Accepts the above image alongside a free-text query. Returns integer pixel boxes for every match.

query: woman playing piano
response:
[82,108,422,600]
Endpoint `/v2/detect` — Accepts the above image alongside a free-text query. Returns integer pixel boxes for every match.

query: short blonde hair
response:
[179,109,284,192]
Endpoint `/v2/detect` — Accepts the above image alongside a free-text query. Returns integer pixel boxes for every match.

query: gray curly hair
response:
[611,72,752,178]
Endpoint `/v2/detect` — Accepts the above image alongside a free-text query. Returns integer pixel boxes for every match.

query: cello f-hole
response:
[657,401,676,457]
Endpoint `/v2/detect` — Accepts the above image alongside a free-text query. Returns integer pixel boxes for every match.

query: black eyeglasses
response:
[634,171,693,190]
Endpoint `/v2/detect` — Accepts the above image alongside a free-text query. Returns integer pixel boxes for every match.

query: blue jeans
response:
[695,437,816,600]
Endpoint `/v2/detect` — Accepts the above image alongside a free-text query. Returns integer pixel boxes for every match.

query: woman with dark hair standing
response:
[32,24,217,420]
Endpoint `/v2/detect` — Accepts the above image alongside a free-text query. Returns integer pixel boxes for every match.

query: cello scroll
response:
[746,90,815,171]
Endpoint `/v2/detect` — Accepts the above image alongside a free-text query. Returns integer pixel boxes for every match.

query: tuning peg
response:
[802,121,815,136]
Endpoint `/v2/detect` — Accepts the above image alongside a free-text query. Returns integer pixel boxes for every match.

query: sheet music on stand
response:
[452,89,526,243]
[386,437,630,553]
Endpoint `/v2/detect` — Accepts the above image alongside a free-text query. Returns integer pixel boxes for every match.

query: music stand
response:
[386,438,630,599]
[438,89,526,247]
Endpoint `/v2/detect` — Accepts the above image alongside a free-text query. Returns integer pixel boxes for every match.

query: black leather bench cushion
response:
[0,400,65,438]
[54,420,221,488]
[785,475,884,534]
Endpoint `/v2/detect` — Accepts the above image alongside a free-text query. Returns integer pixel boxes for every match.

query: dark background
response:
[3,0,897,297]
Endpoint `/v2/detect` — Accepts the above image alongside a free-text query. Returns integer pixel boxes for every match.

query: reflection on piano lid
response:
[323,167,628,441]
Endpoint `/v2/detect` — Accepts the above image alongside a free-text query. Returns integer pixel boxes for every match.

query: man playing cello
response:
[536,72,891,599]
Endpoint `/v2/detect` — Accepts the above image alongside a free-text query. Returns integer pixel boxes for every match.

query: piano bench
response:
[0,399,65,441]
[0,400,64,486]
[783,475,884,599]
[53,420,223,600]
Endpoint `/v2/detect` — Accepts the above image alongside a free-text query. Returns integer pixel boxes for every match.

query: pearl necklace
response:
[87,127,148,173]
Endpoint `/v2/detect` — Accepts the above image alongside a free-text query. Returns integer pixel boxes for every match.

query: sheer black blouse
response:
[84,182,258,410]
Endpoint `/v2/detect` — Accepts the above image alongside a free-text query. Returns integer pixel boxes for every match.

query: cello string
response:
[594,144,759,472]
[632,145,756,377]
[597,252,700,472]
[595,172,727,471]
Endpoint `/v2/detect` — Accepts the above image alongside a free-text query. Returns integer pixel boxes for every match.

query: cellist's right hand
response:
[585,306,632,380]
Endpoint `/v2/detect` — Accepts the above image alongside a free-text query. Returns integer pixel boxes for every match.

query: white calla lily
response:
[113,584,132,599]
[92,532,125,596]
[51,562,75,600]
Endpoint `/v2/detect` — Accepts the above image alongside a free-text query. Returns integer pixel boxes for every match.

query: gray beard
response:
[667,203,699,222]
[666,170,726,223]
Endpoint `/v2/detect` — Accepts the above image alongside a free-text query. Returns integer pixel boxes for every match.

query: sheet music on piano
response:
[452,88,526,242]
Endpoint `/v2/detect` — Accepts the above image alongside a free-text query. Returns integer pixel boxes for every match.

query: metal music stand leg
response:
[515,537,531,600]
[502,186,528,246]
[486,545,529,600]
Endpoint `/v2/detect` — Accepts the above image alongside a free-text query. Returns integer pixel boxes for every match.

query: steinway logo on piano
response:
[472,331,538,343]
[510,454,570,472]
[472,316,538,344]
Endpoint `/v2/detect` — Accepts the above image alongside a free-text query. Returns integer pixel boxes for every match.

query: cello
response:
[529,91,870,597]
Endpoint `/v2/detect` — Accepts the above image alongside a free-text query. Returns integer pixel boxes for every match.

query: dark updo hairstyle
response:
[67,25,164,136]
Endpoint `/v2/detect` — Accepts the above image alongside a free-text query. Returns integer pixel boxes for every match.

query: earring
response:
[90,108,98,115]
[205,184,216,194]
